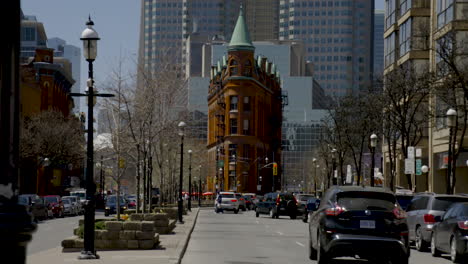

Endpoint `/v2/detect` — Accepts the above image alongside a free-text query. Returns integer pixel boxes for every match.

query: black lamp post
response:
[198,165,202,207]
[0,2,37,262]
[370,133,377,187]
[447,108,457,194]
[70,17,114,260]
[187,149,192,212]
[312,158,317,194]
[177,121,186,223]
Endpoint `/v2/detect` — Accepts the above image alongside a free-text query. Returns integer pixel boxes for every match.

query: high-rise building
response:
[48,38,82,112]
[373,10,385,80]
[279,0,374,96]
[244,0,279,41]
[20,12,47,60]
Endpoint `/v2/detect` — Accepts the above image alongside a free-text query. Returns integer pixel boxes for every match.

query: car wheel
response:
[451,237,463,263]
[415,226,428,252]
[309,236,317,260]
[270,209,275,218]
[317,232,329,264]
[234,209,239,214]
[104,211,109,217]
[431,234,441,257]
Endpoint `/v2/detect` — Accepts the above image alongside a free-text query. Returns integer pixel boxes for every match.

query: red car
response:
[43,195,64,218]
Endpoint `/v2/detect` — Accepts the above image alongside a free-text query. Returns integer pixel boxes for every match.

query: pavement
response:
[26,208,200,264]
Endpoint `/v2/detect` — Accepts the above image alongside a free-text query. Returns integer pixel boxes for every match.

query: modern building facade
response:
[244,0,279,41]
[20,12,47,60]
[374,10,385,79]
[279,0,374,96]
[48,38,82,112]
[207,9,283,194]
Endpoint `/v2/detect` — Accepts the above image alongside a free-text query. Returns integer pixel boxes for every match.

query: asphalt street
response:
[182,209,455,264]
[27,211,110,255]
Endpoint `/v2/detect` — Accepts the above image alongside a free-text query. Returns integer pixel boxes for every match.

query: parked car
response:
[395,189,414,211]
[243,196,254,210]
[295,193,316,216]
[431,202,468,263]
[214,192,239,214]
[61,198,76,216]
[105,195,128,216]
[18,194,49,222]
[43,195,64,218]
[235,193,247,211]
[62,196,82,215]
[252,195,263,210]
[308,186,409,264]
[255,192,277,217]
[406,193,468,251]
[127,198,137,209]
[302,197,321,223]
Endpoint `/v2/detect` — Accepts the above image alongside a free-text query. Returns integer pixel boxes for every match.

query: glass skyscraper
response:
[279,0,374,96]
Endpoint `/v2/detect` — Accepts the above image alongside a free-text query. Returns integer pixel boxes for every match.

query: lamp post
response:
[370,134,377,187]
[331,149,337,185]
[312,158,317,194]
[177,121,186,223]
[421,165,429,192]
[187,149,192,212]
[0,2,37,262]
[198,165,202,207]
[447,108,457,194]
[70,17,113,260]
[219,167,223,192]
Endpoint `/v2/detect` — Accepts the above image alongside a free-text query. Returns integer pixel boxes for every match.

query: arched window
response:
[229,60,238,75]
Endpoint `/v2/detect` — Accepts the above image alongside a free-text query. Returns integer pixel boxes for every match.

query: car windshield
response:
[220,194,235,198]
[279,194,294,200]
[337,191,396,211]
[433,197,468,211]
[62,199,70,204]
[71,192,85,199]
[44,197,58,203]
[18,196,29,205]
[299,195,315,201]
[396,195,413,210]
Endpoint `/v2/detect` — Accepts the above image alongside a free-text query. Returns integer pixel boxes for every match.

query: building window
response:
[243,60,252,76]
[243,96,250,111]
[229,60,238,75]
[230,96,238,111]
[400,0,412,16]
[243,119,250,135]
[230,118,238,134]
[22,27,36,41]
[229,144,237,160]
[243,144,250,160]
[399,18,412,56]
[384,32,396,68]
[385,0,396,29]
[437,0,454,29]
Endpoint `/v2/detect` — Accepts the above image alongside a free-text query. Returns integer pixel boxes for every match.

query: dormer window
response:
[229,60,238,75]
[243,60,252,76]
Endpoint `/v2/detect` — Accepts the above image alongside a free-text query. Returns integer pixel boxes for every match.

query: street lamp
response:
[446,108,457,194]
[198,165,202,207]
[312,158,317,194]
[421,165,429,192]
[218,167,223,192]
[177,121,186,223]
[187,149,192,212]
[71,17,113,260]
[331,148,337,185]
[370,133,378,187]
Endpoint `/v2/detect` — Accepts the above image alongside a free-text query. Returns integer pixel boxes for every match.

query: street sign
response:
[408,147,415,159]
[416,159,422,175]
[405,158,415,174]
[416,148,422,158]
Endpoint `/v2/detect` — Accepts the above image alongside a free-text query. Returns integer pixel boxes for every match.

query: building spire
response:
[228,4,254,52]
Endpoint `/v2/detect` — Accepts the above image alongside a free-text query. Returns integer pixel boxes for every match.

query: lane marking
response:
[276,231,284,235]
[296,241,305,247]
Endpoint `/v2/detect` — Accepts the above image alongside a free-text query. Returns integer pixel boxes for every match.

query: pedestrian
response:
[215,194,223,213]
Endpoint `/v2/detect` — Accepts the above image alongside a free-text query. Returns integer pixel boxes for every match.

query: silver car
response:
[235,193,247,211]
[406,193,468,251]
[62,196,81,215]
[214,192,239,214]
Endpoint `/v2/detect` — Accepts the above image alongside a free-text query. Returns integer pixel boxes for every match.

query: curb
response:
[176,208,200,264]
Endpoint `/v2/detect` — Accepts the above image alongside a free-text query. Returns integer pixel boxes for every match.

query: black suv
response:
[270,192,298,219]
[308,186,409,264]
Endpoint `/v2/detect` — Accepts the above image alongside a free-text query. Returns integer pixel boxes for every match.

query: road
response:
[27,211,109,255]
[182,209,454,264]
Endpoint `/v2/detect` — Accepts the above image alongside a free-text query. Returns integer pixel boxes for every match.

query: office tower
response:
[373,10,384,80]
[48,38,82,112]
[20,12,47,60]
[279,0,374,96]
[244,0,279,41]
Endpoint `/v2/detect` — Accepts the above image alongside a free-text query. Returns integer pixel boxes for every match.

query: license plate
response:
[360,220,375,229]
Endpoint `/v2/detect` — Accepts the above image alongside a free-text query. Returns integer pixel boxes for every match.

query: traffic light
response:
[273,162,278,175]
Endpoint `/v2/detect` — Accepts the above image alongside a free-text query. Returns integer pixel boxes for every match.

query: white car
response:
[62,196,83,215]
[214,192,239,214]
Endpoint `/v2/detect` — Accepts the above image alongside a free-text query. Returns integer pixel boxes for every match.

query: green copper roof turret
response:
[228,5,255,52]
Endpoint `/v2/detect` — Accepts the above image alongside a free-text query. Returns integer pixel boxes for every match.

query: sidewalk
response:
[27,208,200,264]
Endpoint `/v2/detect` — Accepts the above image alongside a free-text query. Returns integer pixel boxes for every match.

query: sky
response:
[21,0,141,91]
[21,0,385,91]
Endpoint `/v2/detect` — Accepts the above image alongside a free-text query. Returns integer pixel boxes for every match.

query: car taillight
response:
[240,198,244,201]
[325,203,345,216]
[458,221,468,230]
[423,214,436,224]
[392,206,407,219]
[231,199,237,202]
